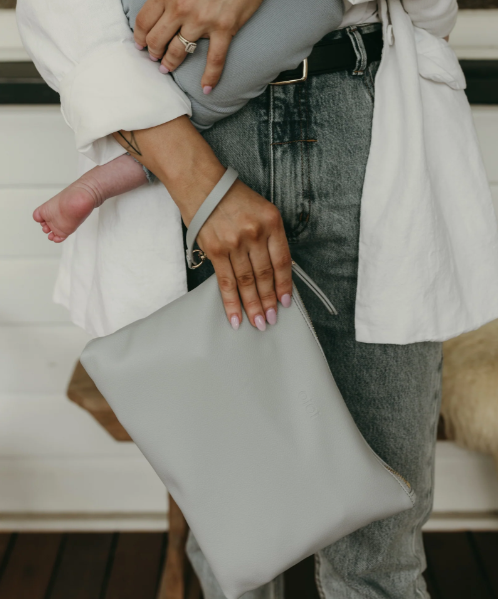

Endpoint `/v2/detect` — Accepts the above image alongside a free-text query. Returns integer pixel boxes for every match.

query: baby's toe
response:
[53,234,66,243]
[48,231,55,241]
[42,224,51,234]
[33,207,44,223]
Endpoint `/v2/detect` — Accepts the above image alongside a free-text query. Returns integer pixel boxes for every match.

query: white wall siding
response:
[0,105,167,529]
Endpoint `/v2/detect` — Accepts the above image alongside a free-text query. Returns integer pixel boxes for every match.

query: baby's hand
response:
[134,0,263,92]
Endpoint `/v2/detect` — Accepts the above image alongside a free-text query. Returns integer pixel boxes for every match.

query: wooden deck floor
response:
[0,532,496,599]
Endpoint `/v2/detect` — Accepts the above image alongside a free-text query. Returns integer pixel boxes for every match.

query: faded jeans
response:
[185,24,443,599]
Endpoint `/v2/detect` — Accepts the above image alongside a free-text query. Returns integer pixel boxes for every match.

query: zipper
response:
[383,464,412,491]
[292,276,413,494]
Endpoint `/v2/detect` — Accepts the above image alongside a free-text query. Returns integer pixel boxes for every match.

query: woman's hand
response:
[196,180,293,331]
[113,116,293,331]
[134,0,263,91]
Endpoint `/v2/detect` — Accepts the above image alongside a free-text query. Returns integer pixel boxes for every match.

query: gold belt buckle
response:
[270,58,308,86]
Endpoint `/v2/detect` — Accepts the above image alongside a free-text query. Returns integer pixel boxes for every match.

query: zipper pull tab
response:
[291,261,338,315]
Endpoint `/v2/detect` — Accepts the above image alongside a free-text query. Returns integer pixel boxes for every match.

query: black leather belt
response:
[271,27,383,85]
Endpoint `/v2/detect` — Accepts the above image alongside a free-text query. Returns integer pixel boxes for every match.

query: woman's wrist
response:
[113,116,225,225]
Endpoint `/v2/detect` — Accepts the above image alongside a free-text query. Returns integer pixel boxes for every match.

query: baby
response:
[34,0,344,242]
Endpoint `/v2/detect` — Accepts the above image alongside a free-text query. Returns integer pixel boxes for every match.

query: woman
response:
[16,0,498,597]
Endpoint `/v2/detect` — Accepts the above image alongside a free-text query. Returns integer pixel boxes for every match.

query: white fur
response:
[442,319,498,469]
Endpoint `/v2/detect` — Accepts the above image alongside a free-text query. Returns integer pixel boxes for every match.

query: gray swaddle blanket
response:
[122,0,344,131]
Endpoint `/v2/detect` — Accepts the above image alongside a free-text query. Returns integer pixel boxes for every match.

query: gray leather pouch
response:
[81,169,414,599]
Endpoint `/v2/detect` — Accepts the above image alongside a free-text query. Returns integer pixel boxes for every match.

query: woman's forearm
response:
[113,116,225,225]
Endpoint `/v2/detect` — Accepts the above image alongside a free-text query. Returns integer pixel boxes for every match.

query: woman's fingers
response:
[230,251,267,331]
[267,223,293,308]
[248,245,279,325]
[201,31,232,91]
[134,1,166,50]
[196,182,291,330]
[160,28,201,73]
[144,13,181,60]
[211,256,243,330]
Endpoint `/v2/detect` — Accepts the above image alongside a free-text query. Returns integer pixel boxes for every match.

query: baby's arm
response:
[123,0,343,130]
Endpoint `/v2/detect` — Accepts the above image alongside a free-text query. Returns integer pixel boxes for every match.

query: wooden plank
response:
[0,393,135,458]
[0,259,70,324]
[0,533,62,599]
[424,532,494,599]
[0,534,12,580]
[0,106,77,186]
[0,189,63,258]
[472,107,498,184]
[67,362,131,442]
[423,560,441,599]
[0,457,166,515]
[284,556,319,599]
[0,325,91,394]
[104,533,165,599]
[156,495,188,599]
[471,532,498,597]
[48,533,114,599]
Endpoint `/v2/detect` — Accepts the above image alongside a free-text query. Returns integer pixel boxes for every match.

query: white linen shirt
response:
[16,0,498,343]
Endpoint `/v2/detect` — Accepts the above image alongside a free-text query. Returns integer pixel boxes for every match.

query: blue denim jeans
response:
[185,24,443,599]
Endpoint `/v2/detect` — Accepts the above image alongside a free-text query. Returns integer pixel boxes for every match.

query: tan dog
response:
[442,319,498,467]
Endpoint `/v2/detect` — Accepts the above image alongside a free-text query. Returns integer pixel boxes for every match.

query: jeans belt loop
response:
[346,25,368,76]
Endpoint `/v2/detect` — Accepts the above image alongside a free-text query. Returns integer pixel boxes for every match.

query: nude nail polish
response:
[266,308,277,325]
[230,315,240,331]
[203,85,213,95]
[159,65,169,74]
[281,294,292,308]
[149,54,159,62]
[255,315,266,331]
[134,42,144,50]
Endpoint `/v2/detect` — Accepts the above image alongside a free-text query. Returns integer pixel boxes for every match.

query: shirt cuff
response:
[59,41,192,165]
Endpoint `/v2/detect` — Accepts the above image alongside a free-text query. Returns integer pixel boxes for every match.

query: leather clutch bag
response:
[81,167,414,599]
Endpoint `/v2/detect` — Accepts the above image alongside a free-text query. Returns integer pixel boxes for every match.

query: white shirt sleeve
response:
[346,0,458,39]
[401,0,458,38]
[16,0,192,165]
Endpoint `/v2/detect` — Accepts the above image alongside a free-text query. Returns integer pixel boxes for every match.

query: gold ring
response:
[177,33,197,54]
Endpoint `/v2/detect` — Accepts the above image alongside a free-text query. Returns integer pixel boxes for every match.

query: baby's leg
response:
[122,0,343,130]
[33,154,147,242]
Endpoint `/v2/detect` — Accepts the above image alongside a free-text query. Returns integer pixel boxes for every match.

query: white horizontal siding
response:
[0,259,70,323]
[0,9,30,61]
[0,189,64,257]
[0,107,77,186]
[472,107,498,185]
[0,325,91,394]
[0,393,138,458]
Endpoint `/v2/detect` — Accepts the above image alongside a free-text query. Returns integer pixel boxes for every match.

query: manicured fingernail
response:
[203,85,213,95]
[149,54,159,62]
[266,308,277,325]
[230,315,240,331]
[134,42,144,50]
[159,64,169,74]
[255,315,266,331]
[281,294,292,308]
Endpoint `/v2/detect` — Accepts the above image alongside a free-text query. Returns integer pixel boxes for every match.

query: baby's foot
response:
[33,181,102,243]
